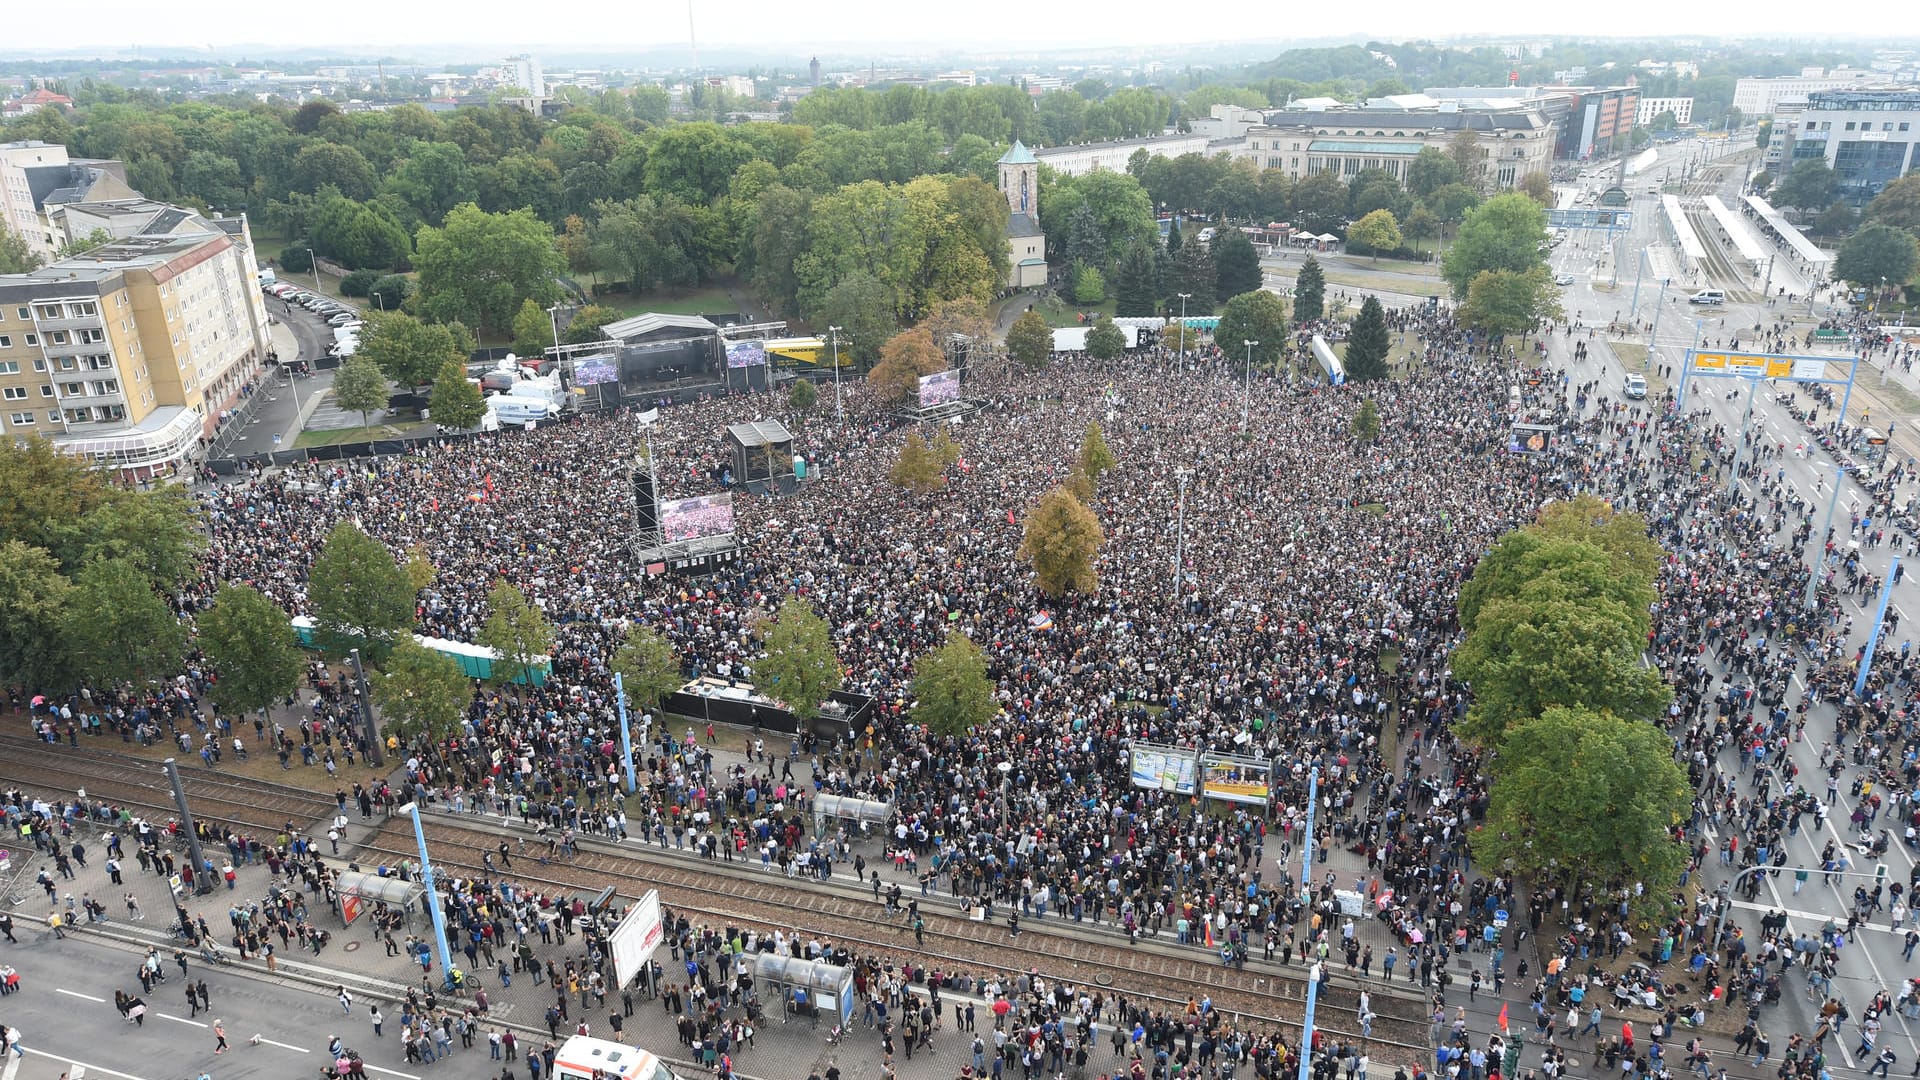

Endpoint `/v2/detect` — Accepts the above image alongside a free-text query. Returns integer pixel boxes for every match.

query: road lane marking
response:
[54,988,105,1002]
[157,1012,207,1027]
[20,1049,151,1080]
[361,1066,424,1079]
[257,1037,308,1053]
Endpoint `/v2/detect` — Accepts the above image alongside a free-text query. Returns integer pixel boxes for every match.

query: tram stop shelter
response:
[334,870,425,929]
[810,792,893,838]
[754,953,856,1025]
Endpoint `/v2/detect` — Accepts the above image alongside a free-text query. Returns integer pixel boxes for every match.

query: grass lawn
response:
[590,284,740,318]
[1032,294,1117,328]
[294,422,423,448]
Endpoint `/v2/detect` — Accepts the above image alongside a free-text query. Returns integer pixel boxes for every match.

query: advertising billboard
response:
[1200,755,1272,805]
[609,889,664,988]
[725,340,767,369]
[660,493,735,543]
[572,355,619,386]
[1507,423,1556,455]
[918,369,961,408]
[1129,743,1198,795]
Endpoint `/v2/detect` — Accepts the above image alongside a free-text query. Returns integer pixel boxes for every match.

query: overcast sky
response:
[10,0,1846,55]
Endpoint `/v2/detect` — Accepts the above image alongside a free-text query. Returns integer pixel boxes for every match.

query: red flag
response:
[1497,1003,1509,1033]
[1007,510,1017,525]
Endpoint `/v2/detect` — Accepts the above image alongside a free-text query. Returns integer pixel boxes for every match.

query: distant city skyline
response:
[1,0,1876,57]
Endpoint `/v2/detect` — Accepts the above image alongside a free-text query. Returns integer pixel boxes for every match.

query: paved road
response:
[219,301,337,460]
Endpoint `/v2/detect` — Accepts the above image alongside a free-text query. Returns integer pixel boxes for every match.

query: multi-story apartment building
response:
[1734,68,1883,117]
[1638,97,1694,126]
[1772,88,1920,200]
[0,205,271,479]
[1,140,136,260]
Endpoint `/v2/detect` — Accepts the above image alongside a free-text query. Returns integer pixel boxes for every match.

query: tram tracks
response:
[0,733,1431,1052]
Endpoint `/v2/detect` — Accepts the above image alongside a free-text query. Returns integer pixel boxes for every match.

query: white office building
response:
[1637,97,1694,126]
[1734,69,1882,117]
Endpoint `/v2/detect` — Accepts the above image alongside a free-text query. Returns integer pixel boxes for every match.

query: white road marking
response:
[361,1066,424,1080]
[157,1012,207,1027]
[20,1049,151,1080]
[256,1037,309,1053]
[54,988,105,1002]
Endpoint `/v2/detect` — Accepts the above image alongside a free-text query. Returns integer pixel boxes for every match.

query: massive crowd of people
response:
[18,288,1920,1080]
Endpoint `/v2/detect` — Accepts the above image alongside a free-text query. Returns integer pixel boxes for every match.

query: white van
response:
[551,1037,680,1080]
[1689,289,1725,306]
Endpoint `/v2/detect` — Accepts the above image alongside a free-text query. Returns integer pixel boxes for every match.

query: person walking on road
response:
[213,1019,229,1054]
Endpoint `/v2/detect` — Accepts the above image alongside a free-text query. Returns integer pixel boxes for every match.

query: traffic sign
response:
[1494,909,1510,928]
[1688,352,1834,381]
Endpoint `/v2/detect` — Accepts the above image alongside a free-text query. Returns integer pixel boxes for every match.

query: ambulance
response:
[552,1037,682,1080]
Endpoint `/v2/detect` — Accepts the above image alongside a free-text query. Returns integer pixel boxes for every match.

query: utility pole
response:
[1176,293,1191,375]
[398,801,457,988]
[163,758,213,895]
[546,303,563,357]
[349,647,385,767]
[1241,340,1258,432]
[1172,468,1191,600]
[306,248,322,295]
[827,326,843,421]
[1806,463,1843,611]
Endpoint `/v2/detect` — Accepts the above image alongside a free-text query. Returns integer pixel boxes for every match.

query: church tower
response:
[997,140,1039,226]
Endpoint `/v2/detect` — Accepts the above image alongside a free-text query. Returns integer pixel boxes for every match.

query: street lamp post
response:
[1856,554,1903,698]
[1805,462,1844,612]
[1172,467,1191,600]
[1176,293,1191,375]
[397,801,457,989]
[305,248,321,295]
[828,326,843,421]
[546,303,563,356]
[1241,340,1258,432]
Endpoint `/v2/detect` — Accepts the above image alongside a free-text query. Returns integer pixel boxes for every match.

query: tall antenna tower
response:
[687,0,699,75]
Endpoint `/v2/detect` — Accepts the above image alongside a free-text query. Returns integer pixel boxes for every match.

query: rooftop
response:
[997,140,1038,165]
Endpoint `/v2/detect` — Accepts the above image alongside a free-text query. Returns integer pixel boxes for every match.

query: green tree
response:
[811,272,896,367]
[1532,494,1664,585]
[1406,146,1464,199]
[562,304,619,345]
[612,624,684,717]
[1351,399,1381,443]
[788,378,819,412]
[371,638,472,743]
[197,584,304,726]
[511,297,553,356]
[910,631,999,736]
[1442,194,1548,298]
[1212,227,1263,299]
[428,357,488,432]
[1773,158,1838,214]
[1809,201,1859,240]
[1167,239,1216,314]
[66,558,186,690]
[1079,421,1117,485]
[330,353,390,432]
[80,487,204,591]
[412,203,564,336]
[1403,206,1439,247]
[479,578,556,690]
[0,437,109,573]
[357,311,465,389]
[386,141,475,225]
[1344,295,1391,382]
[0,540,73,691]
[1085,317,1126,360]
[1471,706,1691,905]
[1348,209,1403,259]
[1112,240,1161,318]
[1166,218,1183,254]
[1071,263,1107,304]
[1864,173,1920,238]
[1215,290,1289,368]
[1006,309,1053,372]
[308,521,415,664]
[1019,486,1104,598]
[0,221,41,273]
[1292,255,1326,323]
[1835,224,1920,292]
[1459,267,1563,340]
[340,268,383,297]
[756,597,843,725]
[1426,183,1483,236]
[370,275,413,312]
